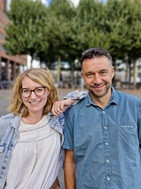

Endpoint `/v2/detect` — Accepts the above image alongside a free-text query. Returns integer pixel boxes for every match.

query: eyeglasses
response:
[20,86,46,98]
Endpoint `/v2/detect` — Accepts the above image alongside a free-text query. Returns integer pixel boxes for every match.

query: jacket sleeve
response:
[63,90,87,100]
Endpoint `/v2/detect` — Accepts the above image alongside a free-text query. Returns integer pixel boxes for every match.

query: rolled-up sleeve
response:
[62,109,74,150]
[64,90,87,100]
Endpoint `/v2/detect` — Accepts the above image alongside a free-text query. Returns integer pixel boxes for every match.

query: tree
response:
[125,0,141,86]
[75,0,107,51]
[104,0,141,86]
[4,0,48,68]
[45,0,76,84]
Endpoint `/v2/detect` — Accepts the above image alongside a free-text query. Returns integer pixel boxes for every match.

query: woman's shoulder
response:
[0,113,17,129]
[0,113,15,122]
[0,113,16,138]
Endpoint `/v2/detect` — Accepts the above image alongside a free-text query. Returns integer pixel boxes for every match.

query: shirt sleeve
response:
[62,109,74,150]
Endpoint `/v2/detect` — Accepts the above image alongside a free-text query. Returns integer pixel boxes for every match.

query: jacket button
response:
[2,166,6,170]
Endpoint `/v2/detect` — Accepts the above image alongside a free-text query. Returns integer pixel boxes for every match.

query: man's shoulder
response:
[116,90,140,99]
[66,94,88,113]
[116,90,141,106]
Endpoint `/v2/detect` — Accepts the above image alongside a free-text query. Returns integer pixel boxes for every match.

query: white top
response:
[5,115,61,189]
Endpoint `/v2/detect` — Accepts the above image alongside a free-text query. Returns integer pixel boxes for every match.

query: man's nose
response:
[94,74,101,84]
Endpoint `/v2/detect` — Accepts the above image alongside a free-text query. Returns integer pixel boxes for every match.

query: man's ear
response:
[81,70,84,79]
[111,66,115,79]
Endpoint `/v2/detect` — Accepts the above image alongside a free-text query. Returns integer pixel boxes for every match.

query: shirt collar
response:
[86,87,118,107]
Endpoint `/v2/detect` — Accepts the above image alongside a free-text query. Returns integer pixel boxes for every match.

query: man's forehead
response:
[82,57,111,67]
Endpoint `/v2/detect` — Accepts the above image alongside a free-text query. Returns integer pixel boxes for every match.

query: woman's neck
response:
[22,112,43,125]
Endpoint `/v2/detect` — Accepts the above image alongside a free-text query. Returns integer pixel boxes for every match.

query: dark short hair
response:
[80,48,113,66]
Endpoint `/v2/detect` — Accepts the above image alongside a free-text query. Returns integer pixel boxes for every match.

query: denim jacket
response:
[0,90,87,188]
[0,113,65,189]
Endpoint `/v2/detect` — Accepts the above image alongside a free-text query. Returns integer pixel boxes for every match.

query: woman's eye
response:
[36,88,44,92]
[23,90,30,93]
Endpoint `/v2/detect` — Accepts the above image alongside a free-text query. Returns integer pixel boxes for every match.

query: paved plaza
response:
[0,88,141,188]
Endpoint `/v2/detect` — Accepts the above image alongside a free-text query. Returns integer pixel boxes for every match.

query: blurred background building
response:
[0,0,27,84]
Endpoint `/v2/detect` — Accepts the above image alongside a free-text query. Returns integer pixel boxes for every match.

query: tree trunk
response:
[57,55,61,86]
[70,62,75,88]
[30,56,33,68]
[133,59,136,88]
[125,62,129,82]
[128,58,132,84]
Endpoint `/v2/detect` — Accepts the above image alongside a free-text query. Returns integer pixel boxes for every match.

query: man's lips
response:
[90,83,105,89]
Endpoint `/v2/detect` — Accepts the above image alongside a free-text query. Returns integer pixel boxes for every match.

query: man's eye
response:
[86,73,93,77]
[101,71,108,75]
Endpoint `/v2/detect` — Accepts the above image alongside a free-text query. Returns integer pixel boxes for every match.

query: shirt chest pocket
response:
[118,123,136,134]
[112,122,138,148]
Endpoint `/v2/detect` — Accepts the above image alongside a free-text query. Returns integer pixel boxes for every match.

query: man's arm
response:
[64,150,76,189]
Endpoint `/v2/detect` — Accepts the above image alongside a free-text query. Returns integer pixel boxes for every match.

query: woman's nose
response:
[29,91,37,99]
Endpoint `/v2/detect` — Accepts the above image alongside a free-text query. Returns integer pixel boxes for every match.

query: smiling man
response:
[62,48,141,189]
[81,50,114,109]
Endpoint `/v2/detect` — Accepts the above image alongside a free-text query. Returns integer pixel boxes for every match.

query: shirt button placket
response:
[102,110,111,187]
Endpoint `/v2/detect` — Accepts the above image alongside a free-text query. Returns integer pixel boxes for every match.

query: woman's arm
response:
[52,90,87,116]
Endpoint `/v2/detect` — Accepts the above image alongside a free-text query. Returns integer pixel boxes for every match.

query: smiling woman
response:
[0,68,82,189]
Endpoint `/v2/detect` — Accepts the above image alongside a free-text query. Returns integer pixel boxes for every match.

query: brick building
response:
[0,0,27,82]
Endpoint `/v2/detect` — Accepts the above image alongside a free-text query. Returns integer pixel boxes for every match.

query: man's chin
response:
[91,92,106,98]
[89,88,109,98]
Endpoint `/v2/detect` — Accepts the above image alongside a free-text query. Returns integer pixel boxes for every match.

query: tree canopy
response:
[4,0,48,67]
[3,0,141,85]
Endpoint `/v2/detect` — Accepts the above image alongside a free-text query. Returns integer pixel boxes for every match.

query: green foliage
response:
[105,0,141,61]
[45,0,76,61]
[4,0,48,65]
[3,0,141,76]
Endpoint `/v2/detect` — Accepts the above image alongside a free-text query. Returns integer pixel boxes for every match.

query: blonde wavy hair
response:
[9,68,59,117]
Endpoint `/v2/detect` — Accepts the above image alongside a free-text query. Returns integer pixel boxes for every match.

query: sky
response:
[46,0,79,6]
[71,0,80,7]
[46,0,107,7]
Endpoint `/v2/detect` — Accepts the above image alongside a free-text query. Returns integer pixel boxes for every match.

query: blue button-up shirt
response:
[63,88,141,189]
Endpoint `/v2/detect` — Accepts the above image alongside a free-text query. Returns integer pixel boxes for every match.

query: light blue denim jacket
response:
[0,90,86,189]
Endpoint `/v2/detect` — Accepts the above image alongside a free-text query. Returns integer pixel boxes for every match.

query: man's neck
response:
[90,89,112,109]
